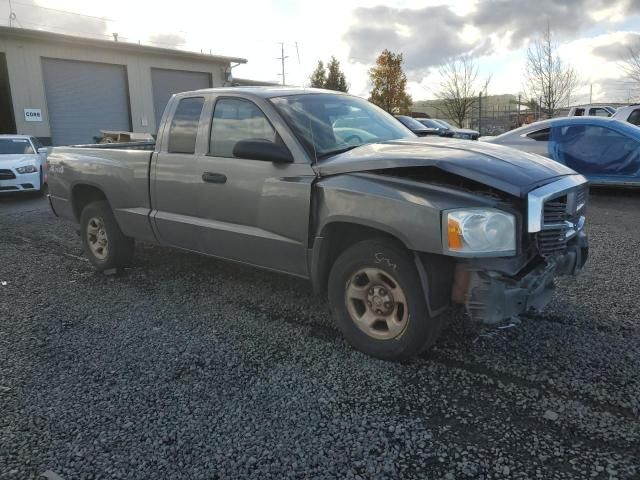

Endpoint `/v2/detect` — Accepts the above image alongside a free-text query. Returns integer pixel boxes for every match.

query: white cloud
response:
[17,0,640,102]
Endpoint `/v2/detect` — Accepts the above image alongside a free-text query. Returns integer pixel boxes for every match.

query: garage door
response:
[42,58,131,146]
[152,68,211,130]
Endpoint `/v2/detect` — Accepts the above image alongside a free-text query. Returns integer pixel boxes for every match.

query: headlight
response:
[444,209,516,256]
[16,165,37,174]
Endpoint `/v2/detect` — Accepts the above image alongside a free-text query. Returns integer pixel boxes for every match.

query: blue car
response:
[483,117,640,187]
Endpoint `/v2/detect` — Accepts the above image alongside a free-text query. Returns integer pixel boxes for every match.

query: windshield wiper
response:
[317,145,361,160]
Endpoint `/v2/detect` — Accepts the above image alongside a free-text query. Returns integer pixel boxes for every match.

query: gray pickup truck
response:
[48,87,589,360]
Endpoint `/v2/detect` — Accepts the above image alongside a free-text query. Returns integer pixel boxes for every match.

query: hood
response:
[412,128,439,136]
[0,154,38,166]
[453,128,479,135]
[315,137,575,198]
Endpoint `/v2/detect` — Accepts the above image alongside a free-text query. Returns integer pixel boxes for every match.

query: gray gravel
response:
[0,189,639,479]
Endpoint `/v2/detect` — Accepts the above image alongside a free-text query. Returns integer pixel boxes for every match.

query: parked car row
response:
[417,118,480,140]
[394,115,480,140]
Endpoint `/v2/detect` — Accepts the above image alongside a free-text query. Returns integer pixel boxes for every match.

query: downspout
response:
[224,62,243,87]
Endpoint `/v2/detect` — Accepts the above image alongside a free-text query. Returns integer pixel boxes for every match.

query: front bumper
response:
[455,231,588,324]
[0,170,41,193]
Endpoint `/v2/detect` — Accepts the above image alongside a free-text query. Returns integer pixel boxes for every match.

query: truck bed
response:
[47,144,157,243]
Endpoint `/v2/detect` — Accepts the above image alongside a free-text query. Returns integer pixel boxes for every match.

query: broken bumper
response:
[454,231,588,325]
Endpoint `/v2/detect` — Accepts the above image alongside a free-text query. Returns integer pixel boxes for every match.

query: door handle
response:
[202,172,227,184]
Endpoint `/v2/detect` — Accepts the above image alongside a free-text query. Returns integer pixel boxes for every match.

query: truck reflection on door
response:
[0,52,17,134]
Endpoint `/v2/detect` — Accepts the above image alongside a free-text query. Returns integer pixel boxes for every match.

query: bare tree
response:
[524,24,577,117]
[622,42,640,84]
[436,56,480,128]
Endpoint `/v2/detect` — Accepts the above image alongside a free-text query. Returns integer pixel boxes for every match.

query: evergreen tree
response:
[309,61,326,88]
[324,56,348,92]
[368,49,412,114]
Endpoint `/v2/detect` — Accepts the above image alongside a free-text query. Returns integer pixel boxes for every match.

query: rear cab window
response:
[167,97,205,154]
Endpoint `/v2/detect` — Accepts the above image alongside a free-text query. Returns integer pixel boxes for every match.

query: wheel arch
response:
[310,220,453,316]
[71,183,110,221]
[310,221,404,295]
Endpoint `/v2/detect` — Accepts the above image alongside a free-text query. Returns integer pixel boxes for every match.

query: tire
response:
[328,238,442,361]
[79,200,134,270]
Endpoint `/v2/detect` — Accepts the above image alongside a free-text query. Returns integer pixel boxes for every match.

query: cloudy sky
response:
[3,0,640,103]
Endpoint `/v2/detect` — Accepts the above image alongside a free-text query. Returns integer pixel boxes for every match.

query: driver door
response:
[196,96,314,276]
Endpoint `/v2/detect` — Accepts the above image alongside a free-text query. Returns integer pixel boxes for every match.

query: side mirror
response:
[38,147,48,154]
[233,139,293,163]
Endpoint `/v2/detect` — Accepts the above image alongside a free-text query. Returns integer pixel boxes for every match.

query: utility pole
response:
[277,43,288,86]
[517,93,521,127]
[478,92,482,135]
[8,0,16,27]
[539,96,542,119]
[589,84,593,104]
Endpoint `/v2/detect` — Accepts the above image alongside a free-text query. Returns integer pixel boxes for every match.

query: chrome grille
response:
[537,186,587,258]
[543,196,568,224]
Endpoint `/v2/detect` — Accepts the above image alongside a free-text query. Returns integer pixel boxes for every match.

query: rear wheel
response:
[80,200,134,270]
[328,238,442,361]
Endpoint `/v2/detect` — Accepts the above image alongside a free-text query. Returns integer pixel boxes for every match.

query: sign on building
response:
[24,109,43,122]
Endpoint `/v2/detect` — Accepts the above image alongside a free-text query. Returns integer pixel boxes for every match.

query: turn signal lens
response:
[448,218,463,250]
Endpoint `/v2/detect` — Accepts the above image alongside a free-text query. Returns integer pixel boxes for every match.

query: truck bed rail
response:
[70,141,156,151]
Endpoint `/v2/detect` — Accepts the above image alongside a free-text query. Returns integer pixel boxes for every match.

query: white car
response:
[568,105,616,117]
[611,104,640,127]
[0,135,48,194]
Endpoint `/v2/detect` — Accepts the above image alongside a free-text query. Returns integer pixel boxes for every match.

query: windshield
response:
[0,138,35,155]
[434,119,454,129]
[418,118,444,129]
[270,93,414,159]
[396,115,430,130]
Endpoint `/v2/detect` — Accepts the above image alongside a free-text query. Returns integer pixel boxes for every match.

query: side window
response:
[573,108,584,116]
[627,109,640,126]
[168,97,204,154]
[526,128,550,141]
[590,108,610,117]
[209,98,276,158]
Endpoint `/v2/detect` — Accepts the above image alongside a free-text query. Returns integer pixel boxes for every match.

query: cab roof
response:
[174,86,350,99]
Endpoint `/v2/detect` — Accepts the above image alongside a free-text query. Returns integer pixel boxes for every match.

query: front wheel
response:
[80,200,134,270]
[328,238,442,361]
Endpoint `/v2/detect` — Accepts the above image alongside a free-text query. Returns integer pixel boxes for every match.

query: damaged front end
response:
[451,175,589,325]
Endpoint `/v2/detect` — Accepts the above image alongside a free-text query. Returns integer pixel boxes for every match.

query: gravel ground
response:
[0,189,639,480]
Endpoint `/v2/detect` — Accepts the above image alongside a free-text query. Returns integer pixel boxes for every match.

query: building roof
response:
[0,26,247,65]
